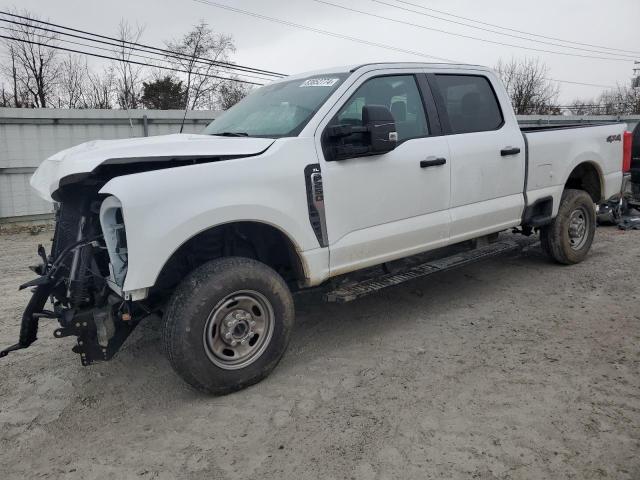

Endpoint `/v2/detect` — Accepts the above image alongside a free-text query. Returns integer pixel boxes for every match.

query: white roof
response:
[273,62,492,84]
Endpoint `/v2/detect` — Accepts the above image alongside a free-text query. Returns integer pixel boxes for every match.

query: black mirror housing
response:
[362,105,397,154]
[324,105,397,161]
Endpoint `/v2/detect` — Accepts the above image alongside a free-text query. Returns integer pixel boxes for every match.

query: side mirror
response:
[362,105,397,154]
[325,105,397,160]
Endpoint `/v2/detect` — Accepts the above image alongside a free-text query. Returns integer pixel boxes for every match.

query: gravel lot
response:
[0,227,639,480]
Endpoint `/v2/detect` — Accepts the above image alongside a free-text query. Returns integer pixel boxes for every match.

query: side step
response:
[324,240,521,303]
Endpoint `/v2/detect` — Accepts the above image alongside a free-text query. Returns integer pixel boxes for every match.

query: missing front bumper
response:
[1,283,142,366]
[0,283,52,358]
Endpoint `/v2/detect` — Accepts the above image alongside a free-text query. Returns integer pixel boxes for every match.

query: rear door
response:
[316,70,451,275]
[429,72,525,241]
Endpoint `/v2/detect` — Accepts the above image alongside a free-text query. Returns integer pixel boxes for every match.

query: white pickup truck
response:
[2,63,631,395]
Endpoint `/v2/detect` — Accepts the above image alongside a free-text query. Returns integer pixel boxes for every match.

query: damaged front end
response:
[1,133,276,364]
[1,187,150,365]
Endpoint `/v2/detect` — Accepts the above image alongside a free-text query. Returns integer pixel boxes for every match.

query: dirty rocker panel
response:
[324,239,524,303]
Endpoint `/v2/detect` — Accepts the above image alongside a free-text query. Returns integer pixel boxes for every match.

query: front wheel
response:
[162,257,295,395]
[540,189,596,265]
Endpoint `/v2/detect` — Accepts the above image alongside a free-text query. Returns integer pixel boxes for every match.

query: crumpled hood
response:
[31,133,275,201]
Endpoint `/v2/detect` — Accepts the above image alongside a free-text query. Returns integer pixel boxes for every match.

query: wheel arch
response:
[150,220,307,300]
[564,161,604,203]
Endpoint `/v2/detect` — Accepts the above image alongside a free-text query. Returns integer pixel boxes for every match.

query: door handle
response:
[420,158,447,168]
[501,147,521,156]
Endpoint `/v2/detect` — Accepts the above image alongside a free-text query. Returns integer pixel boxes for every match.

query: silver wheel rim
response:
[568,206,590,250]
[202,290,275,370]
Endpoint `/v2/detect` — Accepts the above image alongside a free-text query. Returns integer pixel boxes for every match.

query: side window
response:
[434,75,503,134]
[333,75,429,143]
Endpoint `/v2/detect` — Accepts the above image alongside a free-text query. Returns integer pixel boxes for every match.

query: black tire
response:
[162,257,295,395]
[540,189,596,265]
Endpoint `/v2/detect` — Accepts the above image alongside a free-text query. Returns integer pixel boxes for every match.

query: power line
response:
[0,25,274,83]
[0,22,276,83]
[0,34,265,86]
[0,4,623,90]
[368,0,639,59]
[191,0,618,89]
[389,0,640,56]
[0,18,277,81]
[0,10,286,78]
[2,17,614,90]
[544,78,615,89]
[312,0,635,63]
[0,10,285,77]
[191,0,457,63]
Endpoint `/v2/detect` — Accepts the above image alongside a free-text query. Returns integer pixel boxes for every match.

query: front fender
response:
[99,141,321,294]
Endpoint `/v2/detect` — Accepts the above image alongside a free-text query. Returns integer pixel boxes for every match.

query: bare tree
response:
[567,98,600,115]
[571,83,640,115]
[217,79,251,110]
[0,8,60,108]
[0,83,9,107]
[0,10,249,113]
[113,20,146,111]
[495,57,560,115]
[57,55,87,108]
[598,85,640,115]
[85,66,116,109]
[1,45,24,107]
[166,21,235,130]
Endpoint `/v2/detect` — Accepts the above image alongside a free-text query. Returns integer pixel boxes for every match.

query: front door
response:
[317,72,451,276]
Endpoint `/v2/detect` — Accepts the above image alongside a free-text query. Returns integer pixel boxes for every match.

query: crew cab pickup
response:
[1,63,630,394]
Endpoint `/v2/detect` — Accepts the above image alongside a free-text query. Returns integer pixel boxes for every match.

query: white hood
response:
[31,133,275,201]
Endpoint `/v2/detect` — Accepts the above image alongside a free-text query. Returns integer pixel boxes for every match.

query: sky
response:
[1,0,638,103]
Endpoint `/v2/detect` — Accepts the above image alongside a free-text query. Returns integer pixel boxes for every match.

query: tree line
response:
[0,8,252,111]
[495,57,640,115]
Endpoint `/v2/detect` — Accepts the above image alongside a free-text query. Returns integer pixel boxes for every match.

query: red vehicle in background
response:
[600,123,640,226]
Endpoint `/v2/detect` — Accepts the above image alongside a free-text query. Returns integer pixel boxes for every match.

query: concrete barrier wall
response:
[0,108,219,221]
[0,108,638,222]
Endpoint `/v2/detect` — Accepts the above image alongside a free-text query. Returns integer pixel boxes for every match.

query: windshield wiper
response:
[211,131,250,137]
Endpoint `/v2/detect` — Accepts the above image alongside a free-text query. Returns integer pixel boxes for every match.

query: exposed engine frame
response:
[1,185,152,364]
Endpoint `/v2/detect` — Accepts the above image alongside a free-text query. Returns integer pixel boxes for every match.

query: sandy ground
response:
[0,227,639,480]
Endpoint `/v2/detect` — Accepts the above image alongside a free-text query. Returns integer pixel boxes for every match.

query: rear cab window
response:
[434,74,503,134]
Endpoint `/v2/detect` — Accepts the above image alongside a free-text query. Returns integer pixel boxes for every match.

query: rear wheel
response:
[162,257,294,395]
[540,189,596,264]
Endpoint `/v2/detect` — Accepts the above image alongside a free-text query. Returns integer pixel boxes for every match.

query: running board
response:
[324,240,521,303]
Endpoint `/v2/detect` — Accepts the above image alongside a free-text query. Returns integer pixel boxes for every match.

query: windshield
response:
[204,73,350,138]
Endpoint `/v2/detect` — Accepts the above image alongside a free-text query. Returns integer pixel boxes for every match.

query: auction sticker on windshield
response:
[299,78,340,87]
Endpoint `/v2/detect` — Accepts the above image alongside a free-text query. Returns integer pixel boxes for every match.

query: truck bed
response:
[520,122,617,133]
[522,122,626,216]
